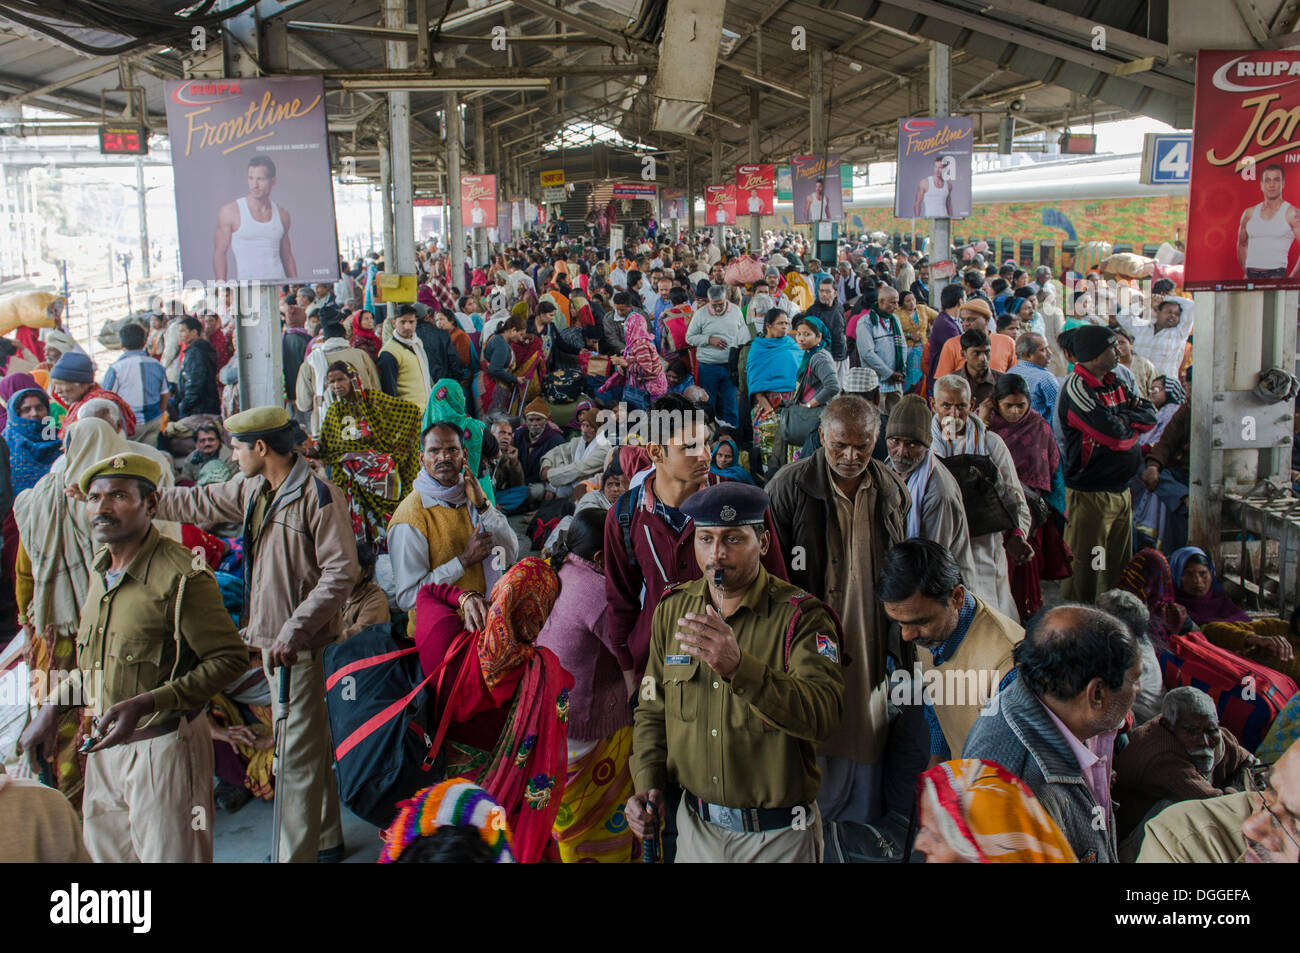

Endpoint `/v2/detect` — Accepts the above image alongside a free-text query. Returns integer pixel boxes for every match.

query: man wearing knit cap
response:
[1057,324,1157,602]
[884,395,981,602]
[23,452,244,861]
[151,406,359,862]
[513,397,566,489]
[932,296,1015,379]
[51,351,138,439]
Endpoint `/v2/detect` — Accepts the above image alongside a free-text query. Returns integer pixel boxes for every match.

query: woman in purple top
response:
[535,507,637,862]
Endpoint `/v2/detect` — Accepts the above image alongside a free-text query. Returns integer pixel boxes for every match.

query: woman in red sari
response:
[982,373,1071,620]
[413,557,572,863]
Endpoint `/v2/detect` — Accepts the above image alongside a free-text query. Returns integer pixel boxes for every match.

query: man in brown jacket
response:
[152,406,359,863]
[1114,686,1257,841]
[765,395,910,842]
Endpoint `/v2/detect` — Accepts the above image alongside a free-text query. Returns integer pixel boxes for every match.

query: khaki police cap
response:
[224,405,292,441]
[79,452,163,494]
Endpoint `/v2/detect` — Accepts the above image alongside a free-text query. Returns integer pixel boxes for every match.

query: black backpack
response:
[323,623,448,828]
[543,366,584,404]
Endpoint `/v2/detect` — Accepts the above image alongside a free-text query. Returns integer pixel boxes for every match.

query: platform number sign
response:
[1141,133,1192,185]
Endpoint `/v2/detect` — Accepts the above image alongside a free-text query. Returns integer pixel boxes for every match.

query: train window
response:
[1141,244,1159,257]
[1019,240,1034,266]
[1000,239,1014,264]
[1040,242,1055,268]
[1113,243,1132,254]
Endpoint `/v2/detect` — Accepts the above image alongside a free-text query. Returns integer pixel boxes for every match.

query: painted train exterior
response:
[756,154,1189,254]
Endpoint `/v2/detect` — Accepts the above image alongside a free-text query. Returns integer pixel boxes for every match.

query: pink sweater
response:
[535,556,633,741]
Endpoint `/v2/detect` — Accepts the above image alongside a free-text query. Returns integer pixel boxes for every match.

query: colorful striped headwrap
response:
[918,759,1077,863]
[378,778,514,863]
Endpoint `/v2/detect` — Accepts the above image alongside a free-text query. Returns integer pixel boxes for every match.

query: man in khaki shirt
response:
[628,482,844,863]
[21,452,245,862]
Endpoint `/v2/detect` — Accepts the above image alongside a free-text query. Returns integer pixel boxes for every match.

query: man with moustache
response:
[626,482,844,862]
[22,453,244,862]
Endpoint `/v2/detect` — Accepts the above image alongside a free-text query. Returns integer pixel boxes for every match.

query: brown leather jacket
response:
[153,456,359,651]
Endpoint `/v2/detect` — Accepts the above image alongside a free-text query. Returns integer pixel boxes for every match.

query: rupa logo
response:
[170,80,243,106]
[1212,54,1300,92]
[50,883,151,934]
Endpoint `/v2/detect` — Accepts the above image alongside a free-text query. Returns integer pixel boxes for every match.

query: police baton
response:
[269,664,291,864]
[641,801,659,864]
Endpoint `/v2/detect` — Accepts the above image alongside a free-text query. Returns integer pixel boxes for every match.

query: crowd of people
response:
[1,222,1298,867]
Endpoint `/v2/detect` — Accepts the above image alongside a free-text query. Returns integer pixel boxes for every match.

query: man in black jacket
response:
[411,305,464,384]
[177,316,220,416]
[807,276,848,368]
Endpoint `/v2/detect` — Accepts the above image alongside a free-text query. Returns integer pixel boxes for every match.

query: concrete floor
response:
[212,785,383,863]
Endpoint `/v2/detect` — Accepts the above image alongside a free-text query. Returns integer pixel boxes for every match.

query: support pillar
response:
[711,123,723,251]
[446,91,466,290]
[686,151,696,234]
[749,88,761,254]
[474,97,487,266]
[929,41,952,289]
[222,0,285,412]
[136,157,151,278]
[378,136,396,267]
[385,0,416,275]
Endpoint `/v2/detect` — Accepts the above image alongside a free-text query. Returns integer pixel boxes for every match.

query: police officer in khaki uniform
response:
[24,452,246,862]
[151,406,359,863]
[627,482,845,862]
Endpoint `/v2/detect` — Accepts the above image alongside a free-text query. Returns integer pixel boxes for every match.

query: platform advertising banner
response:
[661,187,686,219]
[735,163,775,215]
[164,75,339,282]
[791,154,842,224]
[461,174,497,228]
[705,184,736,225]
[894,117,973,219]
[1185,50,1300,290]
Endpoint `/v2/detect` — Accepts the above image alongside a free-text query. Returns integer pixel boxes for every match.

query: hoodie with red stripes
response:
[1057,364,1157,493]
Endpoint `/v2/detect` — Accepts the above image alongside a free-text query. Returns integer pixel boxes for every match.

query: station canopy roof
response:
[1,0,1291,187]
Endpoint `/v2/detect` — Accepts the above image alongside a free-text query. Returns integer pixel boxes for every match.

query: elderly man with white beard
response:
[1114,687,1258,843]
[883,395,981,601]
[927,375,1033,620]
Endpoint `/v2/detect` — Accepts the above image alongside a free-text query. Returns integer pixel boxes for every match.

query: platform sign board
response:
[164,75,339,282]
[1186,50,1300,290]
[1141,133,1193,185]
[460,174,496,228]
[894,117,973,219]
[540,169,565,187]
[542,186,568,204]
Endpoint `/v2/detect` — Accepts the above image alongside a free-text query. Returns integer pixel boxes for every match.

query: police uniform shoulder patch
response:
[815,634,839,662]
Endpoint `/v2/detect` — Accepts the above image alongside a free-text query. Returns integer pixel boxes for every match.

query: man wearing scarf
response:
[854,285,907,412]
[930,375,1033,620]
[537,408,611,500]
[883,396,981,602]
[389,422,518,636]
[1058,325,1156,602]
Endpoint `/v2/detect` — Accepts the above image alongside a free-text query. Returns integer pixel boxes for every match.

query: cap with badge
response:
[79,451,163,494]
[224,405,293,443]
[681,481,770,528]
